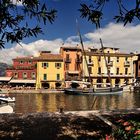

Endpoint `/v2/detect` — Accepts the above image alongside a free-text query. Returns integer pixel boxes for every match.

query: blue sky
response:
[22,0,134,43]
[39,0,136,40]
[23,0,98,42]
[0,0,140,64]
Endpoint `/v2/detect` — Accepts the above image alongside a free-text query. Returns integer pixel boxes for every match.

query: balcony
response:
[65,75,81,81]
[124,61,130,67]
[6,65,36,70]
[107,61,113,66]
[64,58,71,63]
[75,58,82,63]
[87,60,94,66]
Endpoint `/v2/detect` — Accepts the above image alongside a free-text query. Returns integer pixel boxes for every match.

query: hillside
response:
[0,62,10,76]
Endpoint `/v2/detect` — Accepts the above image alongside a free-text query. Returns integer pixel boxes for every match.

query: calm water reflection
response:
[10,92,140,113]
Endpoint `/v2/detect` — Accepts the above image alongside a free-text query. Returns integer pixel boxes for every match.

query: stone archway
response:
[106,78,110,87]
[42,82,50,89]
[55,82,62,89]
[124,78,129,85]
[97,78,102,87]
[115,78,120,87]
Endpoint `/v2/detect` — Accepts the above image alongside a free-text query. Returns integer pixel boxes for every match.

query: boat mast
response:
[99,38,113,89]
[95,21,113,89]
[76,20,92,85]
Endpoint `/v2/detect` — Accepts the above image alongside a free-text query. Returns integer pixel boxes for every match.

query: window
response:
[43,74,47,80]
[116,68,119,75]
[108,57,110,63]
[98,67,101,74]
[77,54,80,60]
[42,62,49,68]
[55,63,61,68]
[23,72,27,79]
[56,74,60,80]
[20,60,24,64]
[65,64,69,70]
[88,67,92,74]
[108,69,110,75]
[31,72,36,79]
[76,63,80,70]
[28,60,32,64]
[117,57,119,62]
[14,72,18,79]
[66,54,70,59]
[89,56,92,63]
[125,68,128,75]
[98,56,101,61]
[125,57,128,61]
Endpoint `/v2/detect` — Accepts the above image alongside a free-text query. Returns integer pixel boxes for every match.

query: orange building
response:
[60,45,82,82]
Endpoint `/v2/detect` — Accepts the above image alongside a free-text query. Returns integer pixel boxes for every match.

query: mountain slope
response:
[0,62,10,76]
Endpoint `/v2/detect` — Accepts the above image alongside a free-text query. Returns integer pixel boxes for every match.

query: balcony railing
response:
[75,58,82,63]
[107,61,113,66]
[87,61,93,66]
[6,65,36,70]
[64,58,71,63]
[65,76,82,81]
[124,61,130,66]
[92,73,133,77]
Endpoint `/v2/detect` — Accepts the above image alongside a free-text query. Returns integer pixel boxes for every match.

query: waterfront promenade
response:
[8,89,64,94]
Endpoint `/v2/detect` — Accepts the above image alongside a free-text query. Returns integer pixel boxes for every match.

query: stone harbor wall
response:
[0,109,140,140]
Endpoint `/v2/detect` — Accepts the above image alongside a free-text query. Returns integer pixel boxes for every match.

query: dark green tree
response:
[0,0,57,49]
[79,0,140,28]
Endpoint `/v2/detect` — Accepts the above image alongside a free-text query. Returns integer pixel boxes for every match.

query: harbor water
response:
[9,91,140,113]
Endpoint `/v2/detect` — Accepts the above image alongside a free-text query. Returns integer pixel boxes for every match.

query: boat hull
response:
[0,97,15,103]
[64,87,123,95]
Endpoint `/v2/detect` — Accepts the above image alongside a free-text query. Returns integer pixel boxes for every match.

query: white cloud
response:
[0,39,63,64]
[0,23,140,64]
[84,23,140,53]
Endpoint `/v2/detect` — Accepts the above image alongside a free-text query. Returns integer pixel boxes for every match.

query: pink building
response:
[6,56,37,86]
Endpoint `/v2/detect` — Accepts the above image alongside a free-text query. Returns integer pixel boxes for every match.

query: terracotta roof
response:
[85,52,135,57]
[34,54,63,61]
[99,47,120,50]
[60,46,81,50]
[13,56,34,60]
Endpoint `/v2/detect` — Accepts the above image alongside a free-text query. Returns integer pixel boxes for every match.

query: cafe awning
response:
[0,77,12,82]
[9,79,36,84]
[67,71,79,74]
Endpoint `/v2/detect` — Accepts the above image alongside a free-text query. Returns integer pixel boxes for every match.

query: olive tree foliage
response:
[79,0,140,28]
[0,0,57,49]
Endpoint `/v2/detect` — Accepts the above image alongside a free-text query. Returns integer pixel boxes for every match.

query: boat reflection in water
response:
[12,91,140,114]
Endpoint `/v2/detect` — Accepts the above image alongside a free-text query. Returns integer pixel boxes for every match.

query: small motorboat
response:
[0,90,15,103]
[0,96,15,103]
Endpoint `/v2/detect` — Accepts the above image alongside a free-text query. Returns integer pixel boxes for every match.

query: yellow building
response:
[35,51,64,89]
[83,47,136,87]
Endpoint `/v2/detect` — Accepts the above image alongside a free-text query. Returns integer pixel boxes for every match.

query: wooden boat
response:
[64,86,123,95]
[64,81,123,95]
[64,24,123,95]
[64,22,123,96]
